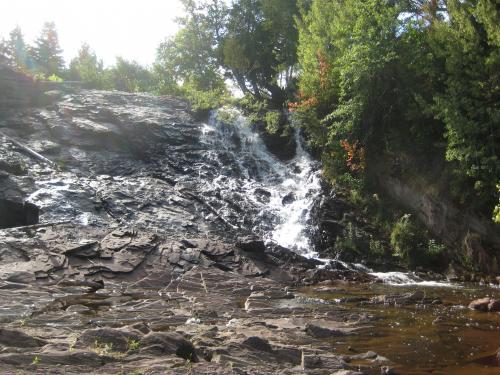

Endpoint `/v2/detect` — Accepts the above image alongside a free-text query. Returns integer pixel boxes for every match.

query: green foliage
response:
[429,0,500,211]
[216,106,239,125]
[0,38,8,64]
[390,214,446,269]
[427,239,446,257]
[102,57,155,93]
[222,0,299,104]
[3,27,31,71]
[390,214,421,266]
[295,0,499,221]
[494,183,500,223]
[126,338,140,352]
[369,239,388,257]
[296,0,399,145]
[69,43,104,88]
[92,340,114,356]
[334,222,358,255]
[156,0,300,106]
[264,111,281,134]
[32,355,40,366]
[155,0,228,95]
[181,74,229,111]
[47,74,63,82]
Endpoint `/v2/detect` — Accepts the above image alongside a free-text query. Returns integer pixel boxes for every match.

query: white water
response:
[198,107,322,257]
[369,271,458,287]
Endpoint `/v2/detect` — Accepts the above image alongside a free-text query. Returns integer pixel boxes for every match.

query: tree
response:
[155,0,228,93]
[294,0,499,220]
[68,43,104,88]
[222,0,299,105]
[156,0,300,107]
[32,22,64,77]
[430,0,499,212]
[103,57,154,93]
[0,38,9,65]
[295,0,401,158]
[4,27,31,71]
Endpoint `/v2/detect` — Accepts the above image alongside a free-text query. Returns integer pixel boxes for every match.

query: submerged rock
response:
[282,191,296,205]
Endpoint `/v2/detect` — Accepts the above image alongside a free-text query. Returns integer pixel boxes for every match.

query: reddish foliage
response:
[340,139,366,172]
[317,49,330,89]
[288,96,318,112]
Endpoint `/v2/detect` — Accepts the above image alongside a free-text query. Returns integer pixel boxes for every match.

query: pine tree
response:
[7,26,30,70]
[32,22,64,77]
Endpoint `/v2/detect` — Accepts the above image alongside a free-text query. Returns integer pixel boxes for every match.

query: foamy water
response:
[198,108,321,257]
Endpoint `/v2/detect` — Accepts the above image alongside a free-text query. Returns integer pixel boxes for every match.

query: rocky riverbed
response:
[0,89,499,374]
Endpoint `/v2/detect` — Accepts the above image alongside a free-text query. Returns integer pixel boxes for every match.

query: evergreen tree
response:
[6,27,30,70]
[32,22,64,77]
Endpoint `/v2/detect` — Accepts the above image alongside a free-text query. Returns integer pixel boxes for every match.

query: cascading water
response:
[195,108,457,287]
[195,107,322,258]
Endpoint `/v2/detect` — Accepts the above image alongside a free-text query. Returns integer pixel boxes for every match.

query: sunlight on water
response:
[198,107,321,257]
[370,271,458,287]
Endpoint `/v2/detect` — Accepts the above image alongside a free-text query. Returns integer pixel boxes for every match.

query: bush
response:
[390,214,447,269]
[47,74,63,82]
[264,111,282,134]
[215,106,239,125]
[390,214,420,266]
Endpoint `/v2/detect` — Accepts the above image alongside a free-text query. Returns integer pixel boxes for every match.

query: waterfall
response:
[196,107,321,258]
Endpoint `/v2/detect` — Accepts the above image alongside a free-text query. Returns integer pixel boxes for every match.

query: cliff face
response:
[377,173,500,276]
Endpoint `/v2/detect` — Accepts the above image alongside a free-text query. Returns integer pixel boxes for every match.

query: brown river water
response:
[300,280,500,374]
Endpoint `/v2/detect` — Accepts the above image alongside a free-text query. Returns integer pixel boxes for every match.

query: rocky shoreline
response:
[0,222,386,374]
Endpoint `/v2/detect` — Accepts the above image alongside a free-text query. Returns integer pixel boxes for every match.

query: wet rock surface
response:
[0,223,386,374]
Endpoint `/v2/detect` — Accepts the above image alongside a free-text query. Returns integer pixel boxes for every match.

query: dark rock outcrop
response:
[0,199,39,229]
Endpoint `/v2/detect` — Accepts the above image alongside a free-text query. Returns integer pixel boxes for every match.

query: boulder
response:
[282,192,296,205]
[488,299,500,312]
[76,328,142,352]
[241,336,273,352]
[468,298,490,311]
[305,323,347,339]
[139,332,197,362]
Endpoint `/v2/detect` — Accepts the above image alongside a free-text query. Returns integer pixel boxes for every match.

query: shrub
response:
[264,110,282,134]
[390,214,419,265]
[47,74,63,82]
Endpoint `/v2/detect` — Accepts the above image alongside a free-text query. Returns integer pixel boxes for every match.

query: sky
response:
[0,0,186,67]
